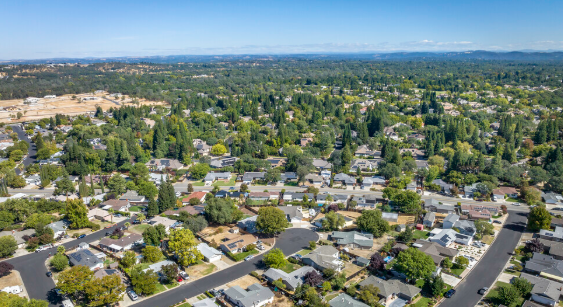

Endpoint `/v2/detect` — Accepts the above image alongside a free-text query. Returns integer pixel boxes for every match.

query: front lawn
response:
[191,181,206,186]
[409,297,432,307]
[281,262,302,273]
[212,177,236,186]
[505,198,521,203]
[413,230,430,240]
[481,235,494,245]
[485,281,525,307]
[129,206,145,212]
[228,250,259,262]
[297,248,312,256]
[130,224,150,234]
[450,267,465,276]
[284,182,298,186]
[154,283,167,295]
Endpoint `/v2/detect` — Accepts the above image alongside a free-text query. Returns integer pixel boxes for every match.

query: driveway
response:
[438,211,527,307]
[4,219,131,306]
[132,228,318,307]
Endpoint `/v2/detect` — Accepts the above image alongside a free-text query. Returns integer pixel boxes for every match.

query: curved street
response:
[10,124,37,175]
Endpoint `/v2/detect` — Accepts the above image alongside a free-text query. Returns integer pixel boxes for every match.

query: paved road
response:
[10,124,37,174]
[132,228,319,307]
[5,219,130,306]
[439,211,527,307]
[102,97,120,106]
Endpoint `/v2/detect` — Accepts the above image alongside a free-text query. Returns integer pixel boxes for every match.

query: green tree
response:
[442,257,453,269]
[142,246,163,263]
[358,284,380,306]
[167,229,202,266]
[121,250,137,268]
[497,285,520,307]
[527,206,551,231]
[263,248,287,269]
[130,266,159,295]
[0,236,17,258]
[54,176,75,196]
[56,265,94,298]
[107,175,126,195]
[211,144,227,156]
[0,292,48,307]
[205,198,242,224]
[393,248,436,281]
[474,219,494,236]
[65,199,90,229]
[321,211,345,231]
[190,163,211,180]
[129,163,149,184]
[157,181,176,212]
[85,274,126,307]
[430,275,446,297]
[512,277,533,297]
[50,253,69,271]
[392,190,421,214]
[356,210,390,237]
[256,207,289,234]
[142,225,166,246]
[454,256,469,269]
[0,211,14,230]
[147,199,159,217]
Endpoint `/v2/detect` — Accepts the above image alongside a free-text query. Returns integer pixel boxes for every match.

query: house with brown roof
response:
[101,199,130,212]
[99,233,143,252]
[493,187,519,200]
[181,192,208,204]
[413,239,459,265]
[220,234,258,254]
[300,138,313,147]
[87,208,111,221]
[163,205,205,216]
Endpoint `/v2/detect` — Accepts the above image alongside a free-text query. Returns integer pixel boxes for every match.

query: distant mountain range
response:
[3,50,563,64]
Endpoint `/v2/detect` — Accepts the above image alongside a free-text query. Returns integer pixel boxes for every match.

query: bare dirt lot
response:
[0,92,166,123]
[224,274,261,289]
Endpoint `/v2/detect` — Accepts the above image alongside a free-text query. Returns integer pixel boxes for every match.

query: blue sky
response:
[1,0,562,60]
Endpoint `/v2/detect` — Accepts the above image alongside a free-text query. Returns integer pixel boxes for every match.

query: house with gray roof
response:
[432,179,453,192]
[210,157,238,168]
[429,229,473,246]
[317,193,348,204]
[143,260,176,280]
[237,215,258,233]
[68,249,104,270]
[520,272,563,306]
[283,192,314,202]
[197,243,222,262]
[442,214,460,229]
[350,159,379,172]
[145,158,183,170]
[362,176,386,189]
[119,190,146,203]
[453,219,476,237]
[193,298,217,307]
[333,173,356,186]
[525,253,563,280]
[424,199,455,214]
[358,276,421,304]
[276,206,304,223]
[413,239,458,266]
[302,246,343,272]
[330,231,373,249]
[47,220,70,238]
[354,145,380,158]
[543,192,563,205]
[0,229,36,248]
[423,212,436,228]
[540,227,563,242]
[328,294,369,307]
[539,239,563,260]
[224,283,274,307]
[312,159,332,170]
[262,266,317,290]
[279,172,297,183]
[204,172,232,184]
[241,172,265,184]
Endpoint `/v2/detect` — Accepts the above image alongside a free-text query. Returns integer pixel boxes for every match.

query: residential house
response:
[452,219,477,237]
[101,199,130,212]
[540,227,563,242]
[317,194,348,204]
[442,214,460,229]
[423,199,455,214]
[219,234,258,254]
[193,139,212,156]
[413,239,459,266]
[362,176,386,189]
[432,179,454,193]
[354,145,380,158]
[192,298,217,307]
[423,212,436,228]
[464,183,480,198]
[525,253,563,281]
[224,283,274,307]
[163,205,205,216]
[279,172,298,184]
[148,216,177,234]
[305,174,323,185]
[543,192,563,205]
[98,233,143,252]
[241,172,265,185]
[210,157,238,168]
[145,158,183,171]
[181,192,208,205]
[350,159,378,172]
[333,173,356,186]
[314,214,353,229]
[204,172,231,185]
[312,159,332,170]
[276,206,305,223]
[302,246,343,272]
[47,220,70,238]
[300,138,313,147]
[358,276,421,305]
[215,190,247,199]
[119,190,146,204]
[262,266,317,291]
[538,239,563,260]
[283,192,314,202]
[237,216,258,233]
[520,273,563,306]
[25,174,41,185]
[330,231,374,249]
[0,229,36,249]
[266,158,287,168]
[87,208,111,221]
[429,229,473,246]
[329,294,369,307]
[400,148,426,159]
[143,260,176,280]
[197,243,222,262]
[68,249,104,270]
[248,192,279,201]
[381,212,399,223]
[493,187,519,201]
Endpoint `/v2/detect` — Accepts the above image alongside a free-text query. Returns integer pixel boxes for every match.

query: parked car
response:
[105,232,112,236]
[179,271,189,280]
[493,220,502,224]
[244,255,255,261]
[177,276,183,282]
[512,203,521,206]
[46,271,52,277]
[132,220,141,224]
[478,287,488,295]
[444,289,456,298]
[128,290,139,301]
[77,234,86,239]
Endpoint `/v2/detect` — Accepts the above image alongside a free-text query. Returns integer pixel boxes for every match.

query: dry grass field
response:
[0,91,166,123]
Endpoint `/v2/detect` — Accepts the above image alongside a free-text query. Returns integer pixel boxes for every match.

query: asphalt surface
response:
[438,211,527,307]
[10,124,37,174]
[132,228,319,307]
[4,219,130,306]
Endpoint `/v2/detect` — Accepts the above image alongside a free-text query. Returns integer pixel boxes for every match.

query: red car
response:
[177,276,183,282]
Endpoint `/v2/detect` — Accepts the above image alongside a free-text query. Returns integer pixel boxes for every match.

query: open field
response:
[0,92,166,123]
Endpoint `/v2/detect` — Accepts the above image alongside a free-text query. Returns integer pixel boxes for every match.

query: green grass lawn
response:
[129,205,145,212]
[297,248,312,256]
[212,177,236,186]
[192,181,205,186]
[505,198,521,203]
[415,279,426,288]
[165,282,180,289]
[281,262,302,273]
[284,182,298,186]
[130,224,150,234]
[504,269,521,277]
[176,303,192,307]
[325,293,339,302]
[202,264,217,276]
[485,281,525,307]
[450,267,465,276]
[413,230,430,240]
[409,297,432,307]
[482,235,494,245]
[154,283,167,295]
[228,250,259,262]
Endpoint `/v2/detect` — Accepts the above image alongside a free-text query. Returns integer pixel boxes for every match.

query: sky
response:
[1,0,562,60]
